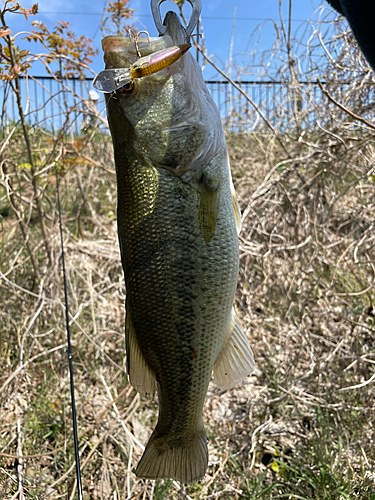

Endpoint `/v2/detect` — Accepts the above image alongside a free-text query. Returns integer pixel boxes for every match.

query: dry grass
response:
[1,9,375,500]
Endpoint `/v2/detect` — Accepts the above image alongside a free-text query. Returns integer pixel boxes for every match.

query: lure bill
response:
[92,67,132,93]
[93,43,191,93]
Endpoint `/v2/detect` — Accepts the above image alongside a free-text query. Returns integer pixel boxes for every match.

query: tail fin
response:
[135,427,208,484]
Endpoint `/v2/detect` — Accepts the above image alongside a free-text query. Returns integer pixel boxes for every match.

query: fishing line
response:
[56,168,84,500]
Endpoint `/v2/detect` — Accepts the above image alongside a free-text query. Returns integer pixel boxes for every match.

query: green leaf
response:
[18,163,32,170]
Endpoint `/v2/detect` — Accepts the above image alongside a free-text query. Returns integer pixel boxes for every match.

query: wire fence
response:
[2,75,375,134]
[1,76,103,136]
[207,80,322,131]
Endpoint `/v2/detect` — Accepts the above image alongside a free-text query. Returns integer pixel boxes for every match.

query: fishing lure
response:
[93,42,191,93]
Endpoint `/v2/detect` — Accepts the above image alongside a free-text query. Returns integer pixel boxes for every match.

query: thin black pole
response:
[56,170,83,500]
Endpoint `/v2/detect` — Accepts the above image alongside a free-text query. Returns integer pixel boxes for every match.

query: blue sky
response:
[7,0,341,79]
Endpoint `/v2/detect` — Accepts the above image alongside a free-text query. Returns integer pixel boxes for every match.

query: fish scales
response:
[103,11,254,484]
[116,150,238,413]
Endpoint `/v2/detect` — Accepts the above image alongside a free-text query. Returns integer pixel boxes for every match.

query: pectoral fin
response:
[213,308,254,390]
[125,311,157,399]
[231,182,241,234]
[198,176,219,244]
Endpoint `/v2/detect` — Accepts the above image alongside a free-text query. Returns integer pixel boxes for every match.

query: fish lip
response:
[101,35,174,63]
[163,11,191,45]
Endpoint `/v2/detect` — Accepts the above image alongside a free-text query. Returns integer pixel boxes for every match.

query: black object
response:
[56,172,84,500]
[326,0,375,71]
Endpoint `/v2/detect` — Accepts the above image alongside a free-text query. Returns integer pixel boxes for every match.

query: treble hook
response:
[151,0,202,36]
[128,29,150,58]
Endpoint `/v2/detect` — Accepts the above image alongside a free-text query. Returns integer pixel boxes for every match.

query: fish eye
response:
[118,81,134,94]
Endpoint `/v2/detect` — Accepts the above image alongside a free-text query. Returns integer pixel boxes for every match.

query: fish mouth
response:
[102,11,190,71]
[95,37,190,94]
[94,13,192,95]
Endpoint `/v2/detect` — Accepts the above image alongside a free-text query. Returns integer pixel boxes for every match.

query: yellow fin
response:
[136,426,208,484]
[125,310,157,399]
[198,177,219,244]
[213,308,254,390]
[231,181,241,234]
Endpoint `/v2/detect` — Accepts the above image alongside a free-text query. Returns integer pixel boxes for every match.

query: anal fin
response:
[213,308,254,390]
[125,311,157,399]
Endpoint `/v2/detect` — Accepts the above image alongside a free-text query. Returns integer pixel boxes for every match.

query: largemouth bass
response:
[102,11,254,484]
